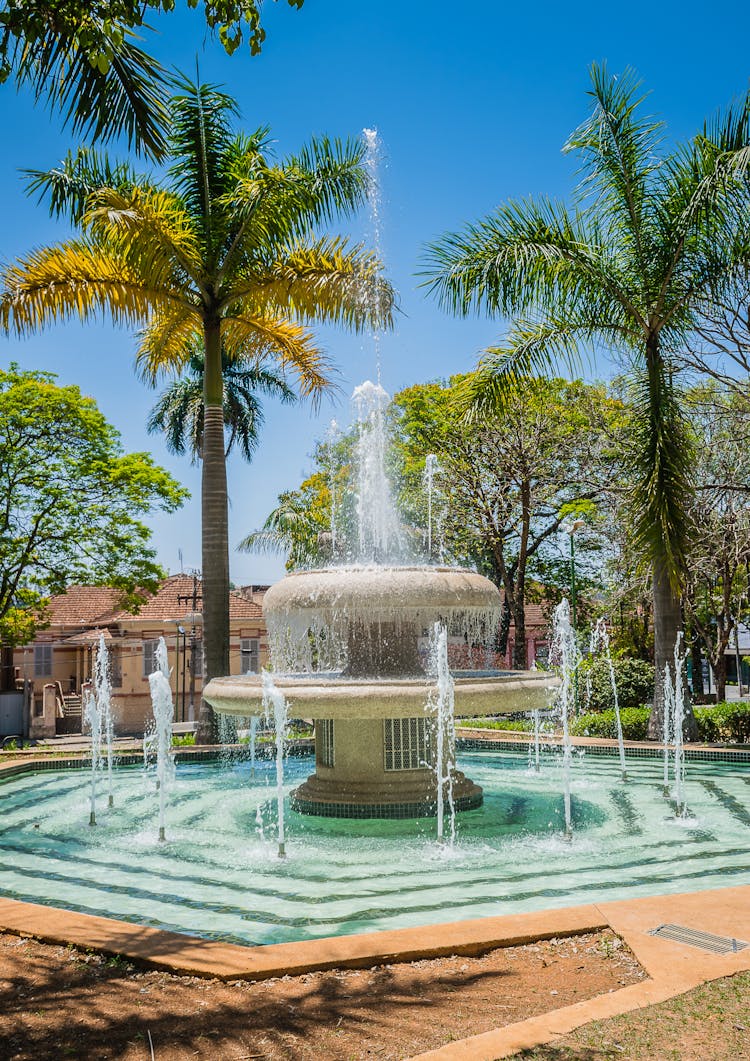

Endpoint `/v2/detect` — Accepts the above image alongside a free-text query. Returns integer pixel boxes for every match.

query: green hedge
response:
[571,701,750,743]
[571,707,651,741]
[693,702,750,744]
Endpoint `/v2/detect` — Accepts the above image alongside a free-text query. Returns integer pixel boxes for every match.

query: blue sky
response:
[2,0,749,583]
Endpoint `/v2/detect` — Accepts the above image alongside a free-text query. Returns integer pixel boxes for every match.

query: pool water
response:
[2,749,749,946]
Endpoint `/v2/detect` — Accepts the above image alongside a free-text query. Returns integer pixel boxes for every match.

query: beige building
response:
[14,575,269,736]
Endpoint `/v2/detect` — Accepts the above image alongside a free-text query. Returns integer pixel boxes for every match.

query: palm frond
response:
[229,237,394,331]
[23,147,144,224]
[221,314,335,406]
[83,186,206,291]
[167,77,239,245]
[135,306,202,382]
[13,20,168,159]
[565,62,662,274]
[0,240,183,335]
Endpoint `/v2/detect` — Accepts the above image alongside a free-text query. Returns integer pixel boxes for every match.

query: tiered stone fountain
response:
[204,382,552,819]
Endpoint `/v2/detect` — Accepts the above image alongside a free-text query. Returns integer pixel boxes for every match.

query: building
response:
[14,575,269,736]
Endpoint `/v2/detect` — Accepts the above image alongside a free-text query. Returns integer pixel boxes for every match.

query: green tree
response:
[0,363,187,689]
[391,375,623,667]
[423,64,750,735]
[147,345,297,462]
[0,1,304,158]
[682,383,750,702]
[1,79,393,741]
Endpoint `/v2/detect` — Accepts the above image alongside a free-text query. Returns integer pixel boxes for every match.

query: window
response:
[109,649,122,688]
[241,638,260,674]
[317,719,335,767]
[384,717,431,772]
[34,643,53,677]
[143,639,159,676]
[190,640,203,678]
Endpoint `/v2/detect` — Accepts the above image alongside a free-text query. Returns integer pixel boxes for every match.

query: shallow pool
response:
[2,749,749,945]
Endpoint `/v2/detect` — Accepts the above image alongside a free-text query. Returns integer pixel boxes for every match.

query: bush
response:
[694,702,750,744]
[579,656,654,712]
[571,707,651,741]
[457,717,533,732]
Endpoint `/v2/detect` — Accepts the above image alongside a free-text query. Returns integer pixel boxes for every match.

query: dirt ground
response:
[511,969,750,1061]
[0,929,643,1060]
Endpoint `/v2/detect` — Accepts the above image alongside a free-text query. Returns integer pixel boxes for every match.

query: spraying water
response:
[352,380,401,562]
[671,632,687,816]
[590,619,627,780]
[362,127,384,385]
[83,688,101,826]
[148,637,173,842]
[531,709,541,773]
[249,715,258,777]
[662,662,673,795]
[95,634,115,807]
[327,418,340,558]
[427,623,457,844]
[262,671,288,858]
[551,599,578,840]
[424,454,440,561]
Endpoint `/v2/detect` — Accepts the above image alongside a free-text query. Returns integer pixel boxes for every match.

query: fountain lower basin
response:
[3,750,749,947]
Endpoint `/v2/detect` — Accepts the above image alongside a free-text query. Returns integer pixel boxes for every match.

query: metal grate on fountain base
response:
[649,924,749,954]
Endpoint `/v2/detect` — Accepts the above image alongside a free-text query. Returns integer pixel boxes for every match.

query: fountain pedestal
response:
[290,717,482,818]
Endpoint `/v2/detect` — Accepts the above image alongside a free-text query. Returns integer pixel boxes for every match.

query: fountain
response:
[83,687,101,827]
[148,637,174,841]
[590,619,627,781]
[550,599,577,840]
[95,634,116,808]
[204,380,552,821]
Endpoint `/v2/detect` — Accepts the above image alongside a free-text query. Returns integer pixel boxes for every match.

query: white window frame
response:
[384,717,431,772]
[240,637,260,674]
[142,638,160,676]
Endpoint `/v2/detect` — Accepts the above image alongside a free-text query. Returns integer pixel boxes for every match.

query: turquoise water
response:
[1,749,749,945]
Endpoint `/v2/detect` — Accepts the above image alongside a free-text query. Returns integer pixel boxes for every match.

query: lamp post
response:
[182,611,203,722]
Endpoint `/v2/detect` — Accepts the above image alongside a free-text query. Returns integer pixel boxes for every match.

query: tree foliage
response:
[0,363,188,647]
[0,1,304,157]
[423,63,750,731]
[147,344,297,462]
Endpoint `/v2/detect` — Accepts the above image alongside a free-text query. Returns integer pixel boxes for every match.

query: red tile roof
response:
[46,575,263,629]
[47,586,122,626]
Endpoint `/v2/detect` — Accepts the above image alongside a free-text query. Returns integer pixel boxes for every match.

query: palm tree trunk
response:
[195,316,229,745]
[649,562,697,739]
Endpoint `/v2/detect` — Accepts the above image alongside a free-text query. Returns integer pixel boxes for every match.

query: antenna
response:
[178,548,183,573]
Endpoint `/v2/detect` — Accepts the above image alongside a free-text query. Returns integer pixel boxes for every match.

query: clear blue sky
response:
[2,0,749,583]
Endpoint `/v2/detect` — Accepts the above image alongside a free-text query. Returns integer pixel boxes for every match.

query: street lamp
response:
[562,519,586,633]
[182,609,203,722]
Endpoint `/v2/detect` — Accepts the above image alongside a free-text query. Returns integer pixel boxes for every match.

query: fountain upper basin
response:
[203,669,555,718]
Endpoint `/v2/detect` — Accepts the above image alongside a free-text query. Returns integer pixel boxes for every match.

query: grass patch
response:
[511,969,750,1059]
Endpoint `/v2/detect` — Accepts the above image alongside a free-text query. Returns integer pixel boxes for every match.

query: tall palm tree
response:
[1,77,393,741]
[423,64,750,735]
[147,345,297,462]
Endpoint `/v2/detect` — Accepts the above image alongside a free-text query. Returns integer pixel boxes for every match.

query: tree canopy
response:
[0,1,305,157]
[0,363,188,649]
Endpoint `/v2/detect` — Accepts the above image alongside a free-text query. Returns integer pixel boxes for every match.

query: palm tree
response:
[1,77,393,742]
[147,345,297,462]
[422,64,750,735]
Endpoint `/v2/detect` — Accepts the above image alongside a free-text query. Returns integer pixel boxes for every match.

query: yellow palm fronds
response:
[221,313,335,404]
[83,187,206,293]
[229,237,394,331]
[0,240,186,335]
[135,305,204,382]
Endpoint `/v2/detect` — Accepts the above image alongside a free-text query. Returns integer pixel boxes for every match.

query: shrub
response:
[694,702,750,744]
[570,707,651,741]
[457,717,533,732]
[578,656,655,712]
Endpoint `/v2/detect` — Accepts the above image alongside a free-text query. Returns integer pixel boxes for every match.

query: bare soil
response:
[0,929,643,1060]
[511,969,750,1061]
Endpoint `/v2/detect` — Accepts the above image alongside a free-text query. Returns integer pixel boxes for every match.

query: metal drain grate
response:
[649,923,749,954]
